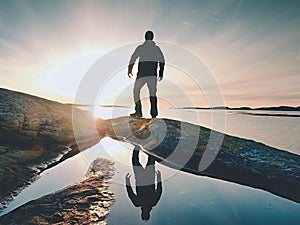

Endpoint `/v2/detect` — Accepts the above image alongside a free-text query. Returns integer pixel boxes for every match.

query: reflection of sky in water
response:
[1,108,300,223]
[101,140,300,225]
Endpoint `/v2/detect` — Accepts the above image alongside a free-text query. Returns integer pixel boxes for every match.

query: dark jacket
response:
[128,40,165,78]
[126,178,162,210]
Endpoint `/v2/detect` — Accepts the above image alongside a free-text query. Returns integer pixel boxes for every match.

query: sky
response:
[0,0,300,107]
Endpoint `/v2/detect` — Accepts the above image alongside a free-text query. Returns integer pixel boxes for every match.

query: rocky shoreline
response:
[0,87,299,218]
[0,158,115,224]
[0,88,100,208]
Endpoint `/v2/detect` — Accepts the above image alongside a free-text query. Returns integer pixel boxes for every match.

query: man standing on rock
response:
[128,30,165,118]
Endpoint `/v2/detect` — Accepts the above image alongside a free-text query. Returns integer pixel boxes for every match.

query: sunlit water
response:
[1,107,299,224]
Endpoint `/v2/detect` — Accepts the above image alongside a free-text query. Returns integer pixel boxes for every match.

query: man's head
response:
[145,30,154,40]
[141,207,151,221]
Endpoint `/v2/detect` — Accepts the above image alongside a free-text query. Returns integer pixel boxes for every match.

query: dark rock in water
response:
[0,88,100,208]
[99,116,300,204]
[0,158,115,225]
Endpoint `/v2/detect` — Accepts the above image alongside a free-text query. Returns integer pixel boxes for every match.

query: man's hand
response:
[128,72,133,78]
[125,173,131,184]
[158,77,163,82]
[156,170,162,181]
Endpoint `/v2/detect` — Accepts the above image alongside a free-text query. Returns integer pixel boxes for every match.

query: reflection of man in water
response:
[125,146,162,221]
[128,30,165,118]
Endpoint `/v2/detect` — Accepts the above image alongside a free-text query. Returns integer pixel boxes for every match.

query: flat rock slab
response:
[100,116,300,203]
[0,158,115,225]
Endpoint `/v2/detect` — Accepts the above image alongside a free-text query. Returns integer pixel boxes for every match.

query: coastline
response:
[0,158,115,224]
[0,88,299,222]
[0,88,100,209]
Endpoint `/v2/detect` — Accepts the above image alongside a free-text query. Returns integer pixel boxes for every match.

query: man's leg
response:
[150,96,157,118]
[146,155,156,166]
[132,146,144,182]
[144,155,156,185]
[132,148,142,167]
[132,78,146,117]
[146,77,158,118]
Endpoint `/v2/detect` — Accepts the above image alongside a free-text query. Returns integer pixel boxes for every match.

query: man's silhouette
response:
[128,30,165,118]
[125,146,162,221]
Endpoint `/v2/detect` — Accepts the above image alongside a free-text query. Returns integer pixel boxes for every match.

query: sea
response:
[1,107,299,224]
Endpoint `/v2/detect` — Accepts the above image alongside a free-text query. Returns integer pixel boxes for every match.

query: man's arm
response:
[157,47,165,81]
[125,173,140,207]
[128,46,140,78]
[153,170,163,206]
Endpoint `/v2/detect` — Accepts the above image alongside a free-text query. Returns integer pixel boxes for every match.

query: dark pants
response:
[133,77,158,118]
[132,149,156,187]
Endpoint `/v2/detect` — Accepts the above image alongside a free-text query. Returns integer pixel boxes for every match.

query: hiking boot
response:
[130,112,142,118]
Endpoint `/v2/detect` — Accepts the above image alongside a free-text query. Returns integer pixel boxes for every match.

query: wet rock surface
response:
[0,158,115,225]
[0,88,100,208]
[100,116,300,203]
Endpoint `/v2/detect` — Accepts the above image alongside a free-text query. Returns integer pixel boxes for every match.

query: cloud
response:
[183,21,193,26]
[0,0,299,107]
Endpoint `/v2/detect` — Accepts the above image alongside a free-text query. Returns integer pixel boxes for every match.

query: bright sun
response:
[38,48,106,103]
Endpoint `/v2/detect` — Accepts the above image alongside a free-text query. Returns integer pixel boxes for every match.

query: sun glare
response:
[38,48,106,103]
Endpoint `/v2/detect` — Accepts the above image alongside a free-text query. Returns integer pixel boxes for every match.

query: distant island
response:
[66,103,300,112]
[180,106,300,111]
